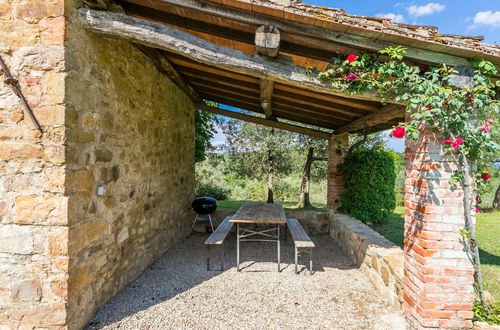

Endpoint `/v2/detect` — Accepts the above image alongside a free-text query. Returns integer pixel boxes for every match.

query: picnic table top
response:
[230,202,286,224]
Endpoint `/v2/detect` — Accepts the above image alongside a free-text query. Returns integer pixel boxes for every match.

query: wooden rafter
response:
[260,79,274,119]
[335,104,404,133]
[134,45,202,102]
[77,8,397,104]
[197,104,331,139]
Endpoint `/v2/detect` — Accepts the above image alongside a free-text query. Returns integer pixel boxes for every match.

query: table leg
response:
[236,223,240,272]
[277,224,280,272]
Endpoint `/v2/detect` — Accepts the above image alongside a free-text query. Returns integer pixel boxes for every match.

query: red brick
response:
[443,303,473,310]
[443,268,474,276]
[438,319,472,328]
[416,307,455,319]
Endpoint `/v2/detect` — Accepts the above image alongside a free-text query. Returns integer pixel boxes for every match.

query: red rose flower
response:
[482,173,490,181]
[347,54,357,63]
[455,137,463,145]
[392,126,406,139]
[467,97,475,102]
[475,208,481,213]
[425,105,432,110]
[444,138,453,145]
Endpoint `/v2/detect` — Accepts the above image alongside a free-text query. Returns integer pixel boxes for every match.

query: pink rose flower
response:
[346,73,358,81]
[467,97,475,102]
[482,173,490,181]
[347,54,357,63]
[480,124,490,132]
[475,208,481,213]
[444,138,453,145]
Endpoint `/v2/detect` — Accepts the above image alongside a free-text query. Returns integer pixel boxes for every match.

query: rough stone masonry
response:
[0,0,195,328]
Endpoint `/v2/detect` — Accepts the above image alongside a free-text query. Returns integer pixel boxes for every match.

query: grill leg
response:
[208,213,214,233]
[206,245,210,271]
[277,224,280,272]
[295,246,298,274]
[236,224,240,272]
[188,214,199,238]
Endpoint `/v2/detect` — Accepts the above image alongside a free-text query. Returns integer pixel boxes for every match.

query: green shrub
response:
[195,182,230,200]
[473,300,500,325]
[339,147,396,224]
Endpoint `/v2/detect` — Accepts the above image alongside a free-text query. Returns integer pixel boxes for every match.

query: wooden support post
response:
[196,103,331,139]
[255,25,280,58]
[335,104,404,134]
[260,79,274,119]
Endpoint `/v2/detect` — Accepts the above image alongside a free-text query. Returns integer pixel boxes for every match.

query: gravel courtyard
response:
[87,234,405,329]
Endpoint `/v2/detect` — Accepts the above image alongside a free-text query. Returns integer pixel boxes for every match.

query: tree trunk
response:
[267,129,275,204]
[493,184,500,209]
[298,147,314,208]
[267,150,274,204]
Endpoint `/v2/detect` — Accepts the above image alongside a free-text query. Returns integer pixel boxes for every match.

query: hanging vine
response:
[309,46,499,310]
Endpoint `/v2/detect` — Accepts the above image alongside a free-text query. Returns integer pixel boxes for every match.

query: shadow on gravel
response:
[86,234,357,329]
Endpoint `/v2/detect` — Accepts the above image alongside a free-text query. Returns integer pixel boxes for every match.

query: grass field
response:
[218,200,499,301]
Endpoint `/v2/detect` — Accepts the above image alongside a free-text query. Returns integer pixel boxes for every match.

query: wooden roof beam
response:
[78,8,395,105]
[335,104,404,134]
[197,103,331,139]
[146,0,478,68]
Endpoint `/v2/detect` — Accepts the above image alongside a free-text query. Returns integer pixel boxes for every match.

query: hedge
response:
[338,147,397,224]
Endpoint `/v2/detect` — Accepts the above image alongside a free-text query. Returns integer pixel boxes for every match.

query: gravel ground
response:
[87,234,406,329]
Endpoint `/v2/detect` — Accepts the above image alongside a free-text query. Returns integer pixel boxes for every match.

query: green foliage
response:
[194,105,221,162]
[339,148,397,224]
[194,181,229,200]
[473,300,500,325]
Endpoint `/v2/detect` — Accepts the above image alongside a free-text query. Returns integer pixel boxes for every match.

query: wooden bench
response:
[204,216,234,271]
[286,218,315,275]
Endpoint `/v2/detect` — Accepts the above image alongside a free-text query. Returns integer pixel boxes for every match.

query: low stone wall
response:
[330,211,404,311]
[193,208,329,235]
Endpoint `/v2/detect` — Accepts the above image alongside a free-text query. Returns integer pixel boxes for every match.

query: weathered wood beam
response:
[77,8,396,104]
[82,0,110,10]
[255,25,280,58]
[197,104,331,139]
[335,104,405,134]
[119,1,340,62]
[134,44,202,103]
[139,0,485,68]
[260,79,274,119]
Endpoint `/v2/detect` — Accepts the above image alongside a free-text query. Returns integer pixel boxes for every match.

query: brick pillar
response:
[327,133,348,211]
[403,120,474,329]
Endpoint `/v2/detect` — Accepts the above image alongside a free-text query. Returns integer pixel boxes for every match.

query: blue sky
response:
[210,1,499,153]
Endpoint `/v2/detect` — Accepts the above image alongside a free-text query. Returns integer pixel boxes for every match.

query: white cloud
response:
[376,12,406,23]
[471,11,500,28]
[407,3,445,17]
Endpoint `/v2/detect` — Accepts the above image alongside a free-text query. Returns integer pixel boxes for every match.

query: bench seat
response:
[286,218,314,274]
[204,216,234,270]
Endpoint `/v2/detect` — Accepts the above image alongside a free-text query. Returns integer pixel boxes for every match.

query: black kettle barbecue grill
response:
[188,197,218,236]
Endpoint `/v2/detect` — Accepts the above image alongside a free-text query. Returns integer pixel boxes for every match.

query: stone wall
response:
[330,212,404,311]
[0,0,69,328]
[64,1,195,327]
[0,0,195,328]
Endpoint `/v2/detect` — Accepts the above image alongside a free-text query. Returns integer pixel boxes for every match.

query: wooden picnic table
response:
[230,202,286,272]
[230,202,286,224]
